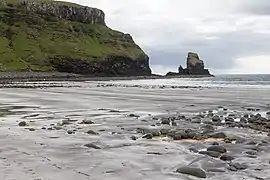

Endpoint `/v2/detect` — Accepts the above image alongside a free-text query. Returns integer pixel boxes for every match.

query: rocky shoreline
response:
[0,72,213,84]
[0,82,269,179]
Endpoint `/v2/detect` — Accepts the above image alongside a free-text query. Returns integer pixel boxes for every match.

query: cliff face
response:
[24,1,106,25]
[0,0,151,76]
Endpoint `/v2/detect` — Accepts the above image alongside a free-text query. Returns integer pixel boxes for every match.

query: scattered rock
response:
[229,163,248,171]
[86,130,99,135]
[47,127,53,131]
[207,146,227,153]
[212,142,219,146]
[18,121,27,127]
[201,125,215,133]
[212,116,221,122]
[240,117,248,123]
[220,154,234,161]
[189,148,199,153]
[147,152,163,155]
[161,118,170,125]
[67,130,75,134]
[61,120,71,125]
[129,114,140,118]
[142,133,153,139]
[209,132,226,139]
[199,151,221,158]
[130,136,137,140]
[176,166,207,178]
[225,117,234,123]
[54,126,62,130]
[84,143,101,149]
[29,128,35,132]
[41,127,46,130]
[245,151,257,155]
[81,120,94,124]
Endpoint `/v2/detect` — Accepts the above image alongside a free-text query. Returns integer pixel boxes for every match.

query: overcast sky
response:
[65,0,270,74]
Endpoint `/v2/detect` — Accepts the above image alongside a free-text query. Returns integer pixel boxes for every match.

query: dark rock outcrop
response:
[166,52,212,77]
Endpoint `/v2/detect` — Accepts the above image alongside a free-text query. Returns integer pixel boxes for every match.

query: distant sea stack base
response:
[166,52,213,77]
[0,0,151,76]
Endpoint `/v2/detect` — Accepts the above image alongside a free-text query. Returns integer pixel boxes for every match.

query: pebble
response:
[67,130,75,134]
[29,128,35,132]
[212,116,221,122]
[61,120,71,125]
[84,143,101,149]
[161,119,170,125]
[220,154,234,161]
[18,121,27,127]
[81,120,94,124]
[176,166,207,178]
[130,136,137,140]
[86,130,99,135]
[142,133,153,139]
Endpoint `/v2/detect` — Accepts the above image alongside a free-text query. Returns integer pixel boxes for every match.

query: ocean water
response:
[91,74,270,89]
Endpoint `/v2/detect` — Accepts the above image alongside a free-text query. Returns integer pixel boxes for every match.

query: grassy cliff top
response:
[0,0,148,72]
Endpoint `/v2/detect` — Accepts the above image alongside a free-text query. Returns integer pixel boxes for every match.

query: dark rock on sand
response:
[245,150,257,155]
[189,148,199,153]
[161,118,171,125]
[84,143,101,149]
[207,146,227,153]
[81,120,95,124]
[176,166,207,178]
[18,121,27,127]
[142,133,153,139]
[67,130,75,134]
[240,117,248,123]
[220,154,234,161]
[209,132,226,139]
[212,116,221,122]
[61,120,71,125]
[201,125,215,133]
[28,128,35,131]
[86,130,99,135]
[54,126,63,130]
[225,117,234,123]
[199,151,221,158]
[130,136,137,140]
[228,163,248,171]
[129,114,140,118]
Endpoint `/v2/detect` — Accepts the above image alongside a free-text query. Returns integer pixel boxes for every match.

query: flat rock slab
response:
[176,166,207,178]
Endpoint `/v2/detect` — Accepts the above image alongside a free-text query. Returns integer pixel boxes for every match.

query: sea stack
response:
[167,52,212,76]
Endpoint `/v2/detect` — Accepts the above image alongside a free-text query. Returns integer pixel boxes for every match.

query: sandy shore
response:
[0,81,269,180]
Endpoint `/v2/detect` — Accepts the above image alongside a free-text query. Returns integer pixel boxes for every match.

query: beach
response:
[0,75,269,179]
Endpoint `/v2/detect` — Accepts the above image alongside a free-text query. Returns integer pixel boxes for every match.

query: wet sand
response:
[0,81,269,180]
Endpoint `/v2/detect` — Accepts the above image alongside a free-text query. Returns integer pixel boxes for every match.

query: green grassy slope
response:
[0,0,148,73]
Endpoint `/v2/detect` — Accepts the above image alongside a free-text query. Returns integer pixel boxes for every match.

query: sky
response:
[64,0,270,74]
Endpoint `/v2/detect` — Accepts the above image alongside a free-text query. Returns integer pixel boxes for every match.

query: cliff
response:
[166,52,212,77]
[0,0,151,76]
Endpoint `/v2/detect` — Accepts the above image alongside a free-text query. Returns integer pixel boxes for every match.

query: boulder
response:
[199,151,221,158]
[207,146,227,153]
